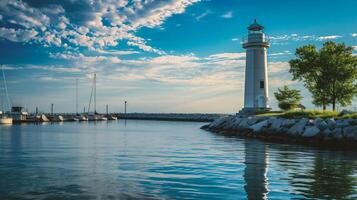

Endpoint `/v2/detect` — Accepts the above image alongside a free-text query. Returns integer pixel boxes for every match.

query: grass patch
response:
[256,110,357,119]
[340,113,357,119]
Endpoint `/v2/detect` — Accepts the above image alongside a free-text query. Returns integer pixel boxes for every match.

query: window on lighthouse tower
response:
[260,80,264,89]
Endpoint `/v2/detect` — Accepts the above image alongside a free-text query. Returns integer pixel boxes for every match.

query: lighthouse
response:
[242,19,270,112]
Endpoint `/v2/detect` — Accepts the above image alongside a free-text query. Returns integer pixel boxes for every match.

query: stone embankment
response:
[201,115,357,150]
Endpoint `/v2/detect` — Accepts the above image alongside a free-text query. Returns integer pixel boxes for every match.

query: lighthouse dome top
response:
[248,19,264,31]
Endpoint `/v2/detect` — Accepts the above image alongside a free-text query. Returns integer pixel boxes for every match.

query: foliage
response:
[256,110,357,119]
[289,41,357,110]
[274,85,303,111]
[281,110,339,119]
[341,113,357,119]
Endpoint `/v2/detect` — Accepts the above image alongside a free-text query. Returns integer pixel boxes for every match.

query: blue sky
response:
[0,0,356,113]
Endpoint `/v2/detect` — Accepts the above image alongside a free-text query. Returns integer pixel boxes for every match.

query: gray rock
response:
[238,118,250,128]
[271,118,284,130]
[250,120,268,133]
[302,126,320,137]
[343,125,357,140]
[308,119,315,125]
[287,118,308,136]
[223,117,239,129]
[232,117,244,128]
[267,117,277,126]
[352,118,357,125]
[322,128,336,137]
[281,119,296,128]
[209,116,229,128]
[345,118,354,125]
[336,119,351,128]
[333,128,344,140]
[315,118,328,130]
[340,109,353,115]
[326,119,336,130]
[247,117,258,126]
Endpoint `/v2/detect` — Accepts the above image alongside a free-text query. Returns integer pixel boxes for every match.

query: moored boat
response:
[0,65,13,125]
[0,111,12,124]
[37,114,50,122]
[107,115,118,120]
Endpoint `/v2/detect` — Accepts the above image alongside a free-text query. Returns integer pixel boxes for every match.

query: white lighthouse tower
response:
[242,19,270,112]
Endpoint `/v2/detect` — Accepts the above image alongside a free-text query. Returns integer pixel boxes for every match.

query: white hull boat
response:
[0,116,13,124]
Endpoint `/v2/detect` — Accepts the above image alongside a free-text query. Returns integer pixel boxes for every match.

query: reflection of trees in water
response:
[293,152,357,199]
[244,140,268,200]
[272,143,357,199]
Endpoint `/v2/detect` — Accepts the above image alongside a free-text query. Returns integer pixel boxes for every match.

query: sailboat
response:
[105,104,118,120]
[87,73,107,121]
[0,65,13,124]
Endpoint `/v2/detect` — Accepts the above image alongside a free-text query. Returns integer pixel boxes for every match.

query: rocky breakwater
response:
[201,115,357,150]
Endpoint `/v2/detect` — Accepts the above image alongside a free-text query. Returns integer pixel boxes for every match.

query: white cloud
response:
[221,11,233,19]
[269,50,291,57]
[0,27,38,42]
[269,33,343,44]
[231,38,239,41]
[317,35,342,40]
[0,0,201,54]
[195,10,212,21]
[95,49,139,55]
[208,53,246,60]
[26,65,82,73]
[268,61,290,73]
[351,33,357,37]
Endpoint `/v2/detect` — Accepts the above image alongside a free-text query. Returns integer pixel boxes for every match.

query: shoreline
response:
[115,113,227,122]
[201,115,357,151]
[6,113,228,124]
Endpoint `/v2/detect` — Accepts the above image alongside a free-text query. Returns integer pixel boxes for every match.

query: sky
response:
[0,0,356,114]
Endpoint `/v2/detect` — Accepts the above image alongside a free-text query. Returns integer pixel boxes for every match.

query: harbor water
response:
[0,120,356,199]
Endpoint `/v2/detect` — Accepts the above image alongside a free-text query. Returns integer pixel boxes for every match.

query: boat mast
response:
[1,65,11,111]
[76,79,78,115]
[94,73,96,114]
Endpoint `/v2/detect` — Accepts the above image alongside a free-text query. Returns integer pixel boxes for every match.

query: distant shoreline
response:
[115,113,228,122]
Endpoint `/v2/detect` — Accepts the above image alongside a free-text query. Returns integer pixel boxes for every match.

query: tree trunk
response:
[332,99,336,111]
[323,105,326,110]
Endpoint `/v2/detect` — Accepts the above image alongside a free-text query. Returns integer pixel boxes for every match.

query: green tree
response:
[274,85,302,111]
[289,41,357,110]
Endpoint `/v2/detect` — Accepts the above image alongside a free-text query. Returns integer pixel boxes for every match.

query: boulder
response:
[343,126,357,140]
[326,119,336,130]
[340,109,353,116]
[238,118,250,128]
[250,120,268,133]
[315,118,328,130]
[333,128,344,140]
[281,119,296,128]
[271,118,284,130]
[322,128,336,137]
[247,117,258,126]
[267,117,277,126]
[302,126,320,137]
[231,117,244,128]
[209,116,229,128]
[307,119,315,125]
[287,118,308,136]
[336,119,351,128]
[223,116,239,129]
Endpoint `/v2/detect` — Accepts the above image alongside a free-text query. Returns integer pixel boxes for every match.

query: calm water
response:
[0,120,356,200]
